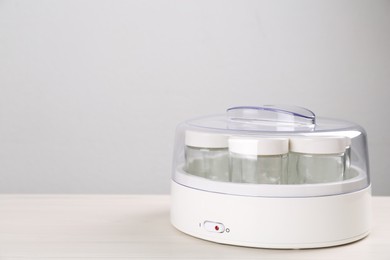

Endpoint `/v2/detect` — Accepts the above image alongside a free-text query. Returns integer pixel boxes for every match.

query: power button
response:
[204,221,225,233]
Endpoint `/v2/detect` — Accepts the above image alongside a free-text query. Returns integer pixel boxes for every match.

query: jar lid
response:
[290,136,348,154]
[185,130,228,148]
[229,137,289,156]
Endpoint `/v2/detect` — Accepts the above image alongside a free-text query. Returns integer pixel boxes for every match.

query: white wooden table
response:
[0,195,388,259]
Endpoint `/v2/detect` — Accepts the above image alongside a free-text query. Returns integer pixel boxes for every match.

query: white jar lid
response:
[290,136,348,154]
[229,137,289,156]
[185,130,228,148]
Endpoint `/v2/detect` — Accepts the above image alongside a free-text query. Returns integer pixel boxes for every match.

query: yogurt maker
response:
[170,105,371,249]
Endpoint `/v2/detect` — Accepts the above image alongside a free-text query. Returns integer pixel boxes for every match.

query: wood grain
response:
[0,195,388,259]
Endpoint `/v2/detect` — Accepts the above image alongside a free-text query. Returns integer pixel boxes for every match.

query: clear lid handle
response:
[227,105,316,130]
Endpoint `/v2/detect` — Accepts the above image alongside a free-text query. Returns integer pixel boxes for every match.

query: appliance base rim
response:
[170,181,371,249]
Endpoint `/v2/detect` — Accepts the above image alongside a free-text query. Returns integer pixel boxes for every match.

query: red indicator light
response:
[215,225,219,231]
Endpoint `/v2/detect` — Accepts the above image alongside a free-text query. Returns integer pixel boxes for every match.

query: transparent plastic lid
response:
[172,106,370,198]
[227,105,316,131]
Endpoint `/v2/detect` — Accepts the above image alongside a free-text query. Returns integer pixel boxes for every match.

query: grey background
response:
[0,0,389,195]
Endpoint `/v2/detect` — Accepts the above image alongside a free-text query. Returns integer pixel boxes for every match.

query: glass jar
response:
[229,137,289,184]
[288,136,349,184]
[345,137,352,173]
[185,130,229,181]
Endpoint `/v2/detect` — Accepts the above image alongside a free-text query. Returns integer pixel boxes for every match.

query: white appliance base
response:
[170,181,371,249]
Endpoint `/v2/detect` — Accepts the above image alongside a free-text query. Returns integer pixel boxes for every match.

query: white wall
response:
[0,0,389,195]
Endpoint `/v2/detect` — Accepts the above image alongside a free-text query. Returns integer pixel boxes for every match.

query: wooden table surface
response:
[0,195,388,259]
